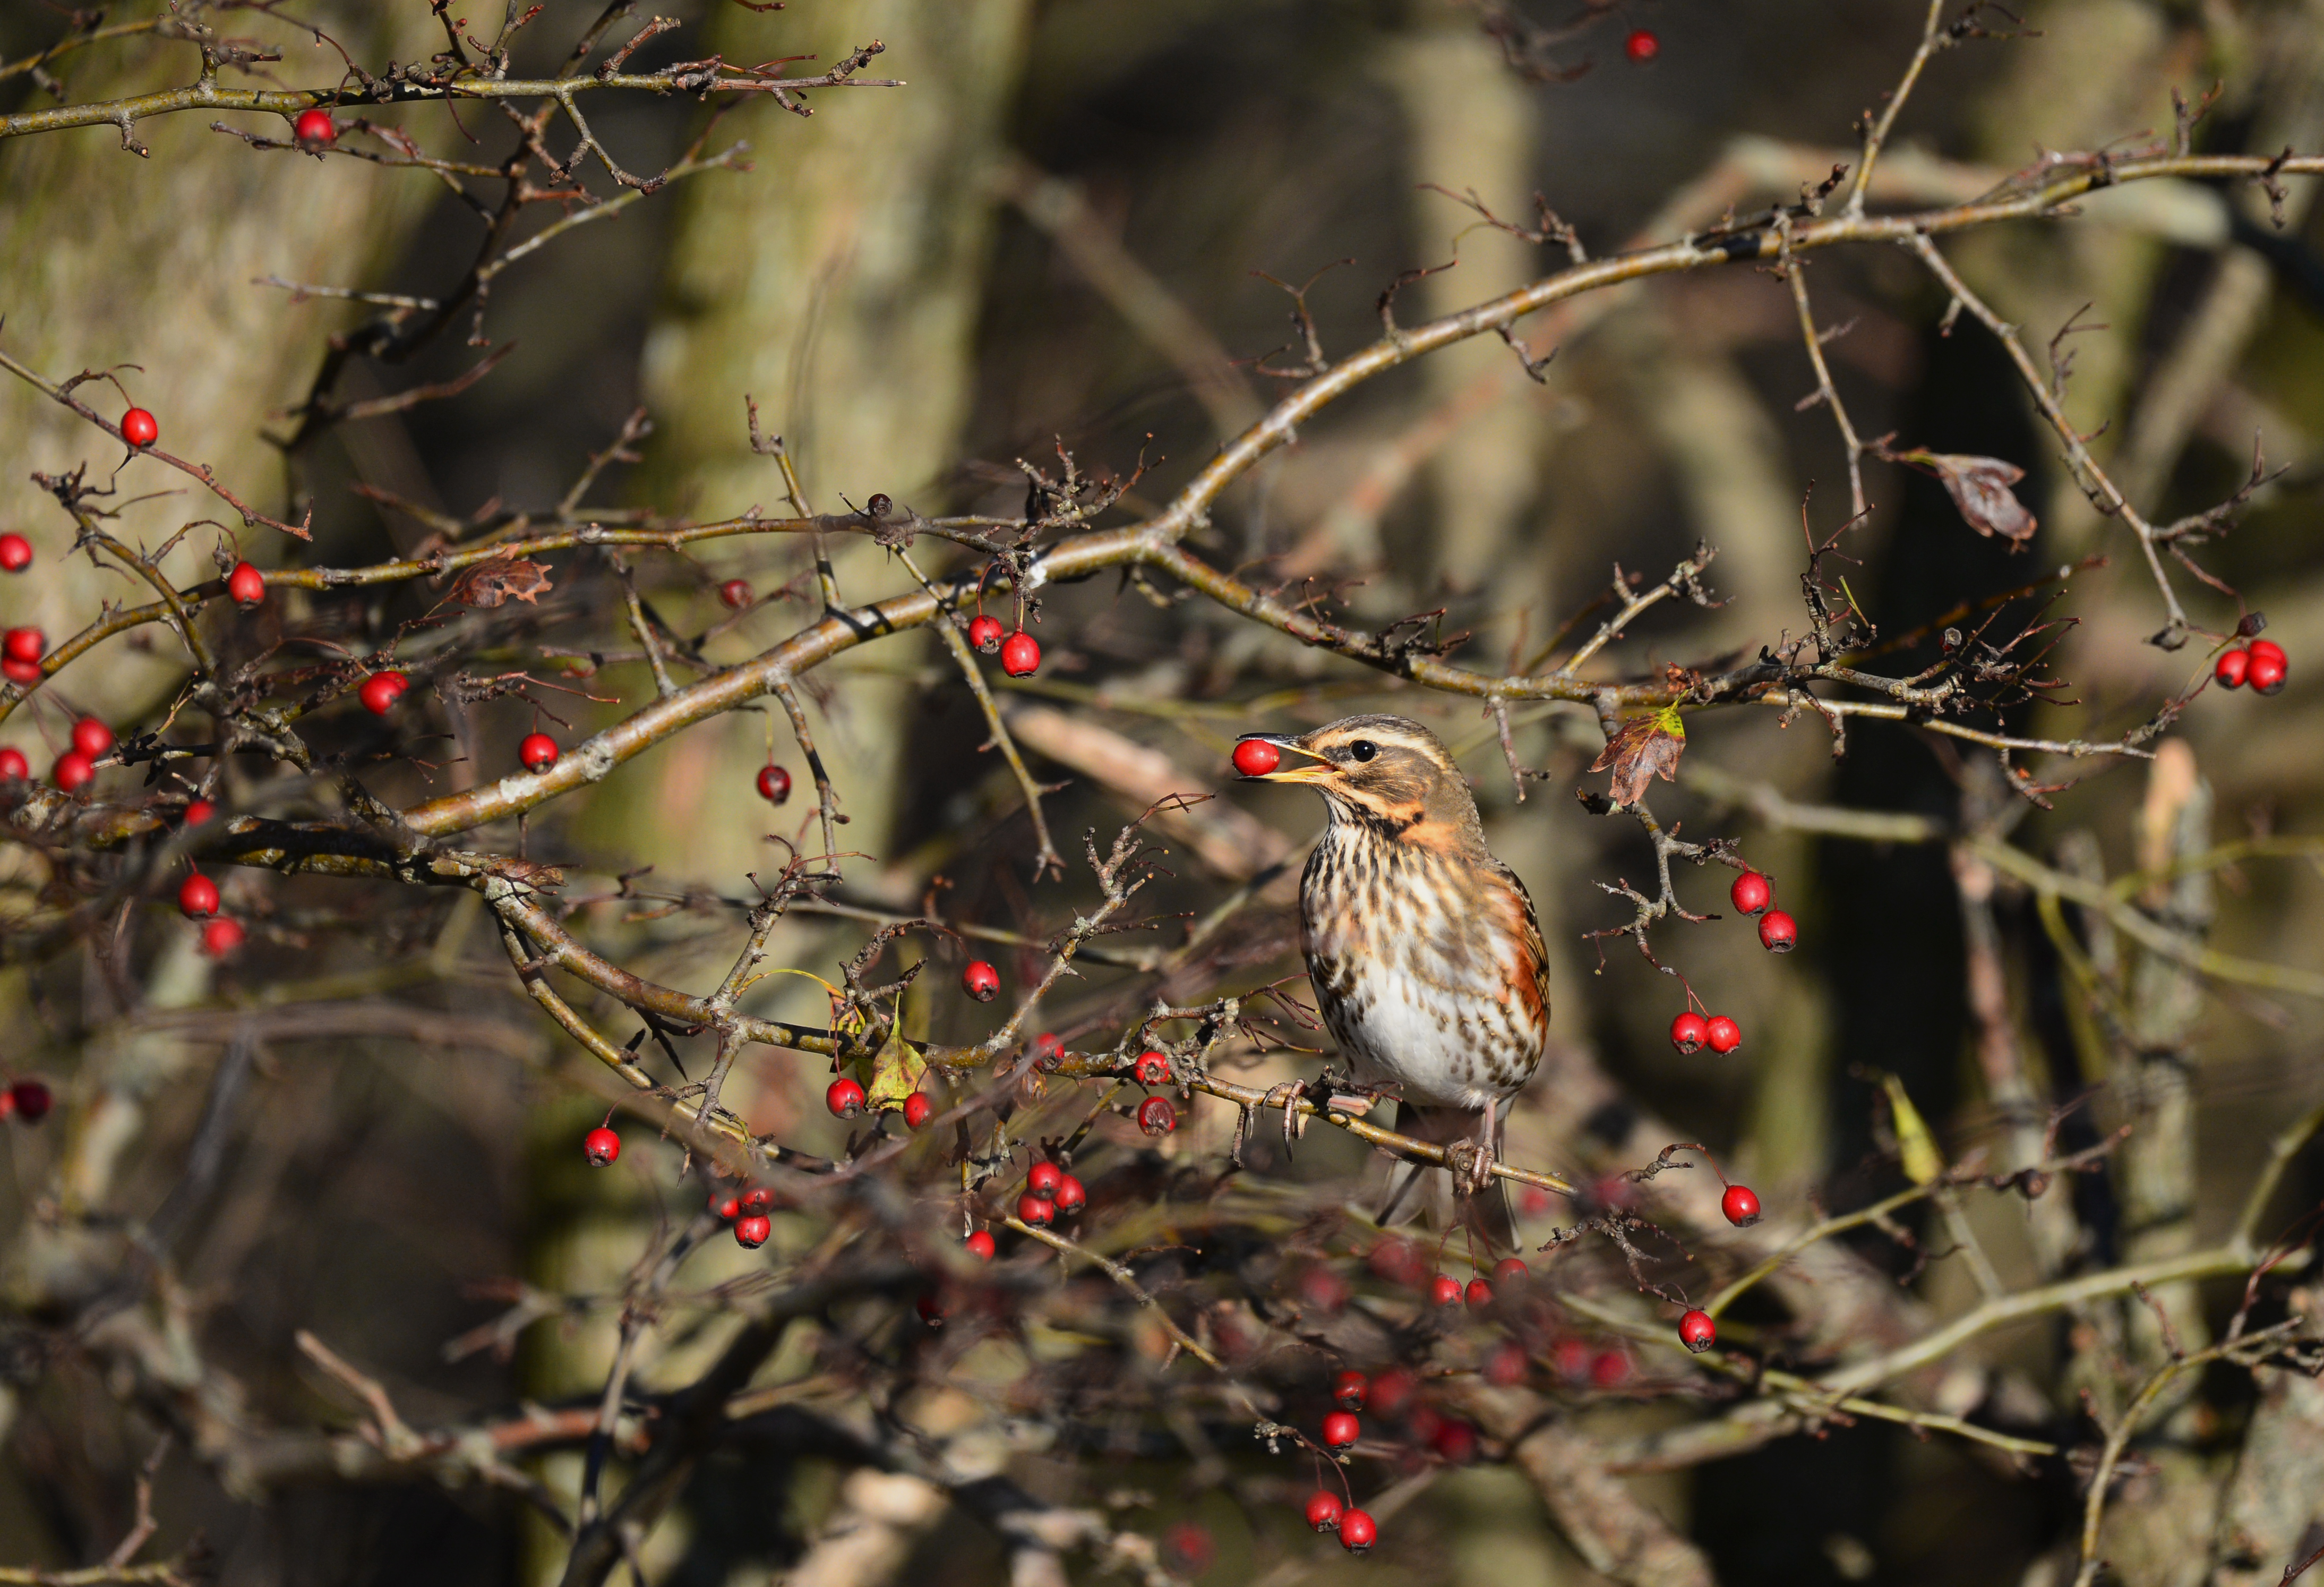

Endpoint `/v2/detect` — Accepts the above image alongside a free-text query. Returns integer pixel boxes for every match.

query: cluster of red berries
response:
[1300,1371,1382,1552]
[358,669,410,715]
[711,1185,777,1249]
[0,1077,53,1125]
[2215,638,2289,695]
[965,613,1041,677]
[1730,869,1796,952]
[1013,1157,1088,1228]
[822,1075,941,1131]
[1669,1009,1742,1055]
[177,851,247,957]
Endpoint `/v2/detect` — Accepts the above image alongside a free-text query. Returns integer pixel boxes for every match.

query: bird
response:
[1233,714,1548,1247]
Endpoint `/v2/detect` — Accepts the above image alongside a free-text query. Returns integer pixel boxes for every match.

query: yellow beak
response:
[1235,734,1335,783]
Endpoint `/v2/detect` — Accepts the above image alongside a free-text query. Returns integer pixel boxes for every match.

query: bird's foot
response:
[1260,1079,1312,1157]
[1442,1138,1497,1198]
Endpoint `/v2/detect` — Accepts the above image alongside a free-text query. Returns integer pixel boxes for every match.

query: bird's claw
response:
[1443,1139,1496,1198]
[1260,1080,1310,1157]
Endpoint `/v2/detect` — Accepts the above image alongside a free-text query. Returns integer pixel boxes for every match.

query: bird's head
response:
[1233,714,1481,838]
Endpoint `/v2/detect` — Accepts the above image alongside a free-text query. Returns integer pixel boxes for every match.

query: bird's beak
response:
[1236,734,1335,783]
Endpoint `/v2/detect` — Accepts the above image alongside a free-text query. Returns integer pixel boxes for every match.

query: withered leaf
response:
[1911,451,2037,544]
[446,557,554,608]
[1588,705,1686,807]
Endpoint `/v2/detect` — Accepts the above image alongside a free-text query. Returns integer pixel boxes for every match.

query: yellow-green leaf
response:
[1881,1073,1945,1185]
[865,1025,929,1113]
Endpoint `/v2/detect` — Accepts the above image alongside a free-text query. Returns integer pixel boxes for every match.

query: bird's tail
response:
[1376,1102,1516,1252]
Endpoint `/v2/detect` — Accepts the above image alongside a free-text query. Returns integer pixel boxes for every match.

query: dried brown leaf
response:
[1588,705,1686,807]
[447,557,554,608]
[1911,451,2037,543]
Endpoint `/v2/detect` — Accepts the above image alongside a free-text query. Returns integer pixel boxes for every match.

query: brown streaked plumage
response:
[1236,714,1549,1245]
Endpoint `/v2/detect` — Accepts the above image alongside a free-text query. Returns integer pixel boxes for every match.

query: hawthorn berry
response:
[11,1079,53,1122]
[1366,1366,1416,1419]
[2248,638,2289,695]
[71,719,113,758]
[3,627,42,664]
[1432,1419,1478,1464]
[358,671,408,714]
[965,1228,997,1260]
[741,1188,774,1214]
[916,1291,946,1326]
[1405,1404,1443,1447]
[227,561,267,607]
[1721,1184,1762,1226]
[1493,1256,1529,1282]
[1232,737,1281,778]
[1465,1277,1495,1310]
[583,1126,621,1166]
[1590,1348,1633,1388]
[2216,648,2250,688]
[734,1214,772,1249]
[962,960,1000,1001]
[1428,1273,1463,1307]
[519,732,559,773]
[718,577,752,609]
[0,748,24,780]
[1026,1160,1065,1199]
[1669,1011,1709,1054]
[1300,1266,1352,1313]
[177,873,219,919]
[1486,1341,1530,1387]
[1016,1191,1055,1227]
[183,798,216,825]
[1339,1509,1378,1554]
[756,764,792,804]
[958,613,1001,655]
[1729,871,1772,916]
[825,1076,866,1119]
[1367,1237,1423,1287]
[1134,1050,1171,1085]
[1321,1410,1361,1450]
[1031,1031,1064,1066]
[53,751,93,792]
[1052,1173,1086,1213]
[1625,27,1659,61]
[1678,1309,1718,1352]
[999,629,1040,677]
[1137,1095,1177,1135]
[1,659,37,685]
[121,407,159,448]
[1551,1338,1592,1383]
[1333,1369,1368,1411]
[902,1090,934,1129]
[0,534,30,572]
[709,1192,741,1221]
[1757,909,1798,952]
[1704,1014,1742,1054]
[201,916,245,957]
[1304,1490,1344,1533]
[293,107,337,143]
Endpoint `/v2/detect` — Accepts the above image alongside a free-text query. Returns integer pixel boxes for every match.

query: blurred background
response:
[4,1,2324,1583]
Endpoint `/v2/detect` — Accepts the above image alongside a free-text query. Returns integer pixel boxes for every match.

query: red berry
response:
[1465,1277,1495,1310]
[1026,1160,1064,1199]
[583,1126,621,1166]
[1678,1309,1717,1352]
[71,719,113,758]
[121,408,159,448]
[2248,642,2288,695]
[11,1079,53,1122]
[999,630,1040,677]
[1492,1256,1529,1282]
[902,1091,934,1129]
[1704,1014,1742,1054]
[1333,1369,1368,1410]
[177,873,219,918]
[1137,1095,1177,1136]
[1729,871,1772,916]
[1669,1011,1709,1054]
[710,1192,741,1221]
[1304,1490,1344,1533]
[1339,1509,1378,1554]
[1232,737,1282,778]
[1432,1419,1478,1464]
[1052,1173,1086,1213]
[965,1228,997,1260]
[1625,27,1659,62]
[1300,1267,1352,1313]
[1031,1031,1064,1065]
[825,1077,865,1119]
[227,561,267,607]
[962,960,1000,1001]
[0,534,30,572]
[358,671,408,715]
[293,107,337,143]
[1757,909,1798,952]
[53,751,93,791]
[1367,1238,1423,1287]
[183,798,215,825]
[1428,1273,1463,1307]
[966,613,1004,652]
[1591,1348,1633,1388]
[756,764,792,804]
[1366,1366,1416,1420]
[519,732,559,773]
[1321,1410,1361,1450]
[0,748,24,780]
[1486,1342,1529,1386]
[201,916,245,957]
[718,578,752,609]
[2215,648,2250,688]
[734,1214,771,1248]
[1551,1338,1592,1383]
[1016,1191,1055,1227]
[741,1188,774,1214]
[1722,1184,1762,1226]
[1134,1050,1170,1085]
[3,627,42,664]
[2,659,38,685]
[915,1290,947,1327]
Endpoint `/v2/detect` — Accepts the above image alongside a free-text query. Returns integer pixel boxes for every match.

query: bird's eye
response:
[1349,740,1377,763]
